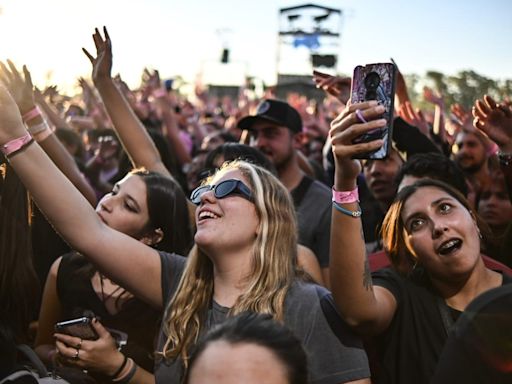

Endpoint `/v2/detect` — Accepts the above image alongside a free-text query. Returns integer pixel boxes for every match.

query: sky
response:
[0,0,510,94]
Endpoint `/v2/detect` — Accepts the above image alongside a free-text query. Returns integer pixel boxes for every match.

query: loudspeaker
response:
[221,48,230,64]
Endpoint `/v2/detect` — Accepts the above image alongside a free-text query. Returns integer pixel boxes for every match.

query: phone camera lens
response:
[364,71,381,100]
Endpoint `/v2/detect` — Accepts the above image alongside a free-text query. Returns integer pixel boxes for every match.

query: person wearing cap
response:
[238,99,332,286]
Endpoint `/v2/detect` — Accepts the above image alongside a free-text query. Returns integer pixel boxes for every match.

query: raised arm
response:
[0,85,163,309]
[473,95,512,199]
[83,27,170,178]
[0,60,97,206]
[329,101,397,335]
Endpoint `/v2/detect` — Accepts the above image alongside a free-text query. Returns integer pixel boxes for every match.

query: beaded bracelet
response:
[333,201,362,217]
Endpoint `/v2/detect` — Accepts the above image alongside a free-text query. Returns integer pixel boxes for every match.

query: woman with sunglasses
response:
[0,80,370,383]
[327,100,511,384]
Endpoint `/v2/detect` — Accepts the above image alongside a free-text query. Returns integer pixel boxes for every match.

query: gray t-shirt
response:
[155,252,370,384]
[293,177,332,268]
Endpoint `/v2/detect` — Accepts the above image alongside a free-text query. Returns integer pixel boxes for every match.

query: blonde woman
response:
[0,85,370,383]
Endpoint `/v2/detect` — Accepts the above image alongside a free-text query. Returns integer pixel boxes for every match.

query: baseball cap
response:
[237,99,303,133]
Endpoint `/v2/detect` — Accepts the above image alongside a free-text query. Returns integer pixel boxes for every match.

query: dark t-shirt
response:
[155,252,370,384]
[371,267,512,384]
[57,253,161,372]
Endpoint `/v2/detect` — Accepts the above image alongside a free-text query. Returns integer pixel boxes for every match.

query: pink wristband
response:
[22,106,41,123]
[152,89,167,98]
[1,132,33,158]
[332,187,359,204]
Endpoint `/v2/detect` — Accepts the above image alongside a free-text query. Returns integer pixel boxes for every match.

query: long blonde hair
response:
[160,160,298,366]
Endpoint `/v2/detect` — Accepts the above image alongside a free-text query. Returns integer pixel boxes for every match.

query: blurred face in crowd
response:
[364,149,404,207]
[401,186,481,280]
[187,340,289,384]
[477,177,512,233]
[454,132,487,173]
[249,120,295,171]
[95,174,151,239]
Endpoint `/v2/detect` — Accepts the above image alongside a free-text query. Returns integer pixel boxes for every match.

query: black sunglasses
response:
[190,179,253,205]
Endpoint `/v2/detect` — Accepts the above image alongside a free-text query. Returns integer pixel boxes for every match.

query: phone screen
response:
[350,63,396,159]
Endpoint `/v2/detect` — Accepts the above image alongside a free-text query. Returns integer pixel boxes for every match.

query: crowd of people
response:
[1,26,511,384]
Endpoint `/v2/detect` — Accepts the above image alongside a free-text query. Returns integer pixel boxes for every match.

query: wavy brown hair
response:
[381,178,492,274]
[160,160,298,366]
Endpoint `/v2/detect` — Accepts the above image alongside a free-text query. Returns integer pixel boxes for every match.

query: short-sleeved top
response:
[291,175,332,268]
[371,267,512,384]
[155,252,370,384]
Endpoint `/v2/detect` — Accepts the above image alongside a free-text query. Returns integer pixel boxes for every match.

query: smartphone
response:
[350,62,396,159]
[55,317,99,340]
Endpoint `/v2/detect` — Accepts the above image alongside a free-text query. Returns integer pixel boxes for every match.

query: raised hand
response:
[423,86,444,107]
[0,85,27,143]
[473,95,512,152]
[451,103,474,131]
[0,60,35,115]
[330,101,386,188]
[398,101,430,137]
[313,70,351,104]
[83,27,113,83]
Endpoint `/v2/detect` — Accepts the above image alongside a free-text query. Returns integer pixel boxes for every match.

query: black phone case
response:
[350,62,397,159]
[55,317,99,340]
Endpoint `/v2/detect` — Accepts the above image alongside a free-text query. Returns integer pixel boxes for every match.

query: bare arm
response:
[0,61,96,206]
[0,86,163,309]
[83,27,170,177]
[34,258,64,364]
[33,87,72,130]
[329,101,397,335]
[153,89,192,166]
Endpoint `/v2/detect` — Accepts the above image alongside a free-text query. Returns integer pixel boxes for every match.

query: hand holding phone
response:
[55,317,99,340]
[350,63,396,159]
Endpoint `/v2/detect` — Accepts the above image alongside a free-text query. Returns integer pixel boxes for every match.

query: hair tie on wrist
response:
[333,201,362,217]
[110,355,128,380]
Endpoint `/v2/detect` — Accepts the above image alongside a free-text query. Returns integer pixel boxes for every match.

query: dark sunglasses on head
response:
[190,179,253,205]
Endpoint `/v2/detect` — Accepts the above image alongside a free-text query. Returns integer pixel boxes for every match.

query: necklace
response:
[99,273,125,304]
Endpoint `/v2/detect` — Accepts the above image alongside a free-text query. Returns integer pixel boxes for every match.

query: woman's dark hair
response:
[202,143,276,179]
[0,164,39,343]
[381,178,492,273]
[131,169,192,255]
[185,312,308,384]
[395,152,469,197]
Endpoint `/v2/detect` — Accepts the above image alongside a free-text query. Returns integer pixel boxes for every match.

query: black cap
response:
[237,99,303,133]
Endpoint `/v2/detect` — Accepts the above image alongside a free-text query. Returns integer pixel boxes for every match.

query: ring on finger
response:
[355,109,368,124]
[73,348,80,360]
[76,338,83,349]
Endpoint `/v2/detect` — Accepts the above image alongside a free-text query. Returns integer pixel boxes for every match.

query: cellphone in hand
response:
[55,317,99,340]
[350,62,397,159]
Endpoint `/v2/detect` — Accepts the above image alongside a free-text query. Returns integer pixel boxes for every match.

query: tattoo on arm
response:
[360,224,373,290]
[363,257,373,290]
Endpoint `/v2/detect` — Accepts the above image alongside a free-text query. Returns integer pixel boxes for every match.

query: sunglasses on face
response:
[190,179,253,205]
